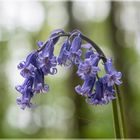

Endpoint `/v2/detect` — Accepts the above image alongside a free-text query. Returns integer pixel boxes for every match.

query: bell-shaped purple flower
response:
[70,35,82,53]
[37,39,57,75]
[69,35,82,64]
[77,53,100,79]
[38,39,54,59]
[102,72,122,87]
[103,59,122,86]
[20,64,36,78]
[86,80,116,105]
[16,76,34,109]
[104,59,115,74]
[38,56,57,75]
[87,81,105,105]
[75,77,96,96]
[18,51,38,78]
[16,87,34,109]
[33,69,49,93]
[103,85,116,102]
[57,39,71,66]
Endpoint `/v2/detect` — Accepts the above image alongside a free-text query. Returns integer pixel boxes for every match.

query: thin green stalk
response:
[116,86,126,138]
[112,99,121,138]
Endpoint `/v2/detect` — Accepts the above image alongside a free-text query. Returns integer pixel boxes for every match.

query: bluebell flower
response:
[75,77,96,96]
[15,68,49,109]
[16,76,34,109]
[33,69,49,93]
[16,87,34,110]
[103,59,122,86]
[37,39,57,75]
[16,29,123,109]
[38,39,54,59]
[77,52,100,79]
[103,85,116,102]
[69,35,82,64]
[104,59,115,73]
[38,56,57,75]
[70,35,82,53]
[57,39,71,66]
[86,80,116,105]
[86,80,104,105]
[18,51,38,78]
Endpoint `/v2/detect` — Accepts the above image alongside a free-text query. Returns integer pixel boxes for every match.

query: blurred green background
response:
[0,0,140,138]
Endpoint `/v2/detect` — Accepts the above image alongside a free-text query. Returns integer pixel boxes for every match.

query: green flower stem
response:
[115,85,126,138]
[112,99,121,138]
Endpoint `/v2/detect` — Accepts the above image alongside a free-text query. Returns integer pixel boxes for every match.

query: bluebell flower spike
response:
[16,29,122,109]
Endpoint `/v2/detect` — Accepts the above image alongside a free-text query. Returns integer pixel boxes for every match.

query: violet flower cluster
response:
[16,29,122,109]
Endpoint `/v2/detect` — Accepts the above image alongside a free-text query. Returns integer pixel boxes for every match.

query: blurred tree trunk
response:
[109,1,138,138]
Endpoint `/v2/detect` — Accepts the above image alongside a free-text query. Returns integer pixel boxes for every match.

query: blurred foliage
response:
[0,0,140,138]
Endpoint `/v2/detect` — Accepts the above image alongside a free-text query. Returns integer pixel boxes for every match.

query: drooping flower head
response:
[16,29,122,109]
